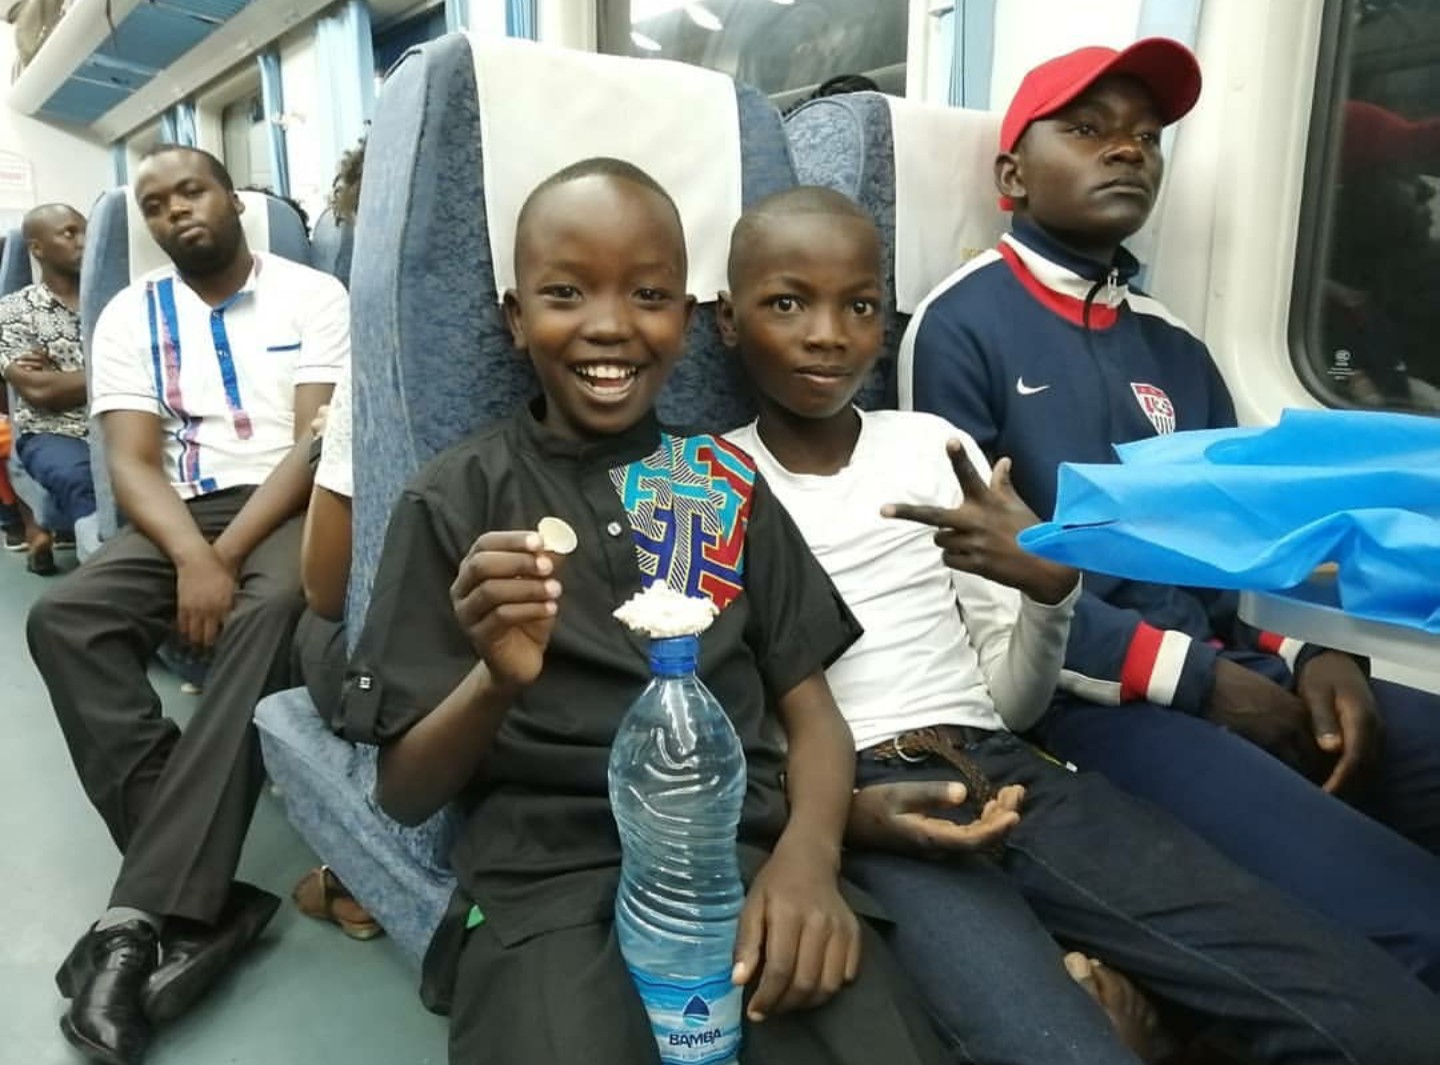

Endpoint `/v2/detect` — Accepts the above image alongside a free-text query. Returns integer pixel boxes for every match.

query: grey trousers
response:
[27,488,304,923]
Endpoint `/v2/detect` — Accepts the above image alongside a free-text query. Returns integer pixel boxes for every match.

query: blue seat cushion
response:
[255,686,455,964]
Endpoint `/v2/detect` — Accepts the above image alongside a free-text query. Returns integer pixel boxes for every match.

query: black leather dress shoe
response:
[141,882,281,1023]
[58,920,159,1065]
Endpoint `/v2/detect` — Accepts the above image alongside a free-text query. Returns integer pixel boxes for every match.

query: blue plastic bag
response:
[1018,410,1440,633]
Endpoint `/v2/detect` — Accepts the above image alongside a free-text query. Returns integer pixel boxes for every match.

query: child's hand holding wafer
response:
[450,517,577,689]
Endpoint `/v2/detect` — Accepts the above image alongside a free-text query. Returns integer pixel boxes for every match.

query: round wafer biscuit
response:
[537,517,578,555]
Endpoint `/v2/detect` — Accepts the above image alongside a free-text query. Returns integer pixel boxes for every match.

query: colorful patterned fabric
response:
[610,432,755,611]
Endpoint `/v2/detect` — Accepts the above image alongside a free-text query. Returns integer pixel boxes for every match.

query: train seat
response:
[254,29,797,964]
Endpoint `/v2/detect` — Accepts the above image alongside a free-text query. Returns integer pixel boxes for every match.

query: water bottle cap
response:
[648,634,700,676]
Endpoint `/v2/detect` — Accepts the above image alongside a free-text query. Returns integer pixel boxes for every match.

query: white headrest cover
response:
[126,188,273,281]
[887,97,1007,314]
[472,34,742,304]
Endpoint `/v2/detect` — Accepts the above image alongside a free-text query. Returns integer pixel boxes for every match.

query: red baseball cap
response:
[1000,38,1203,155]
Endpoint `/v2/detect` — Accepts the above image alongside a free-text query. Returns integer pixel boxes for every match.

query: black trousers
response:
[27,488,304,923]
[448,918,948,1065]
[291,608,347,735]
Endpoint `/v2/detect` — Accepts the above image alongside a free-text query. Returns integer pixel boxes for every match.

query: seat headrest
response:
[310,208,355,288]
[786,93,1006,315]
[470,34,744,304]
[885,96,1006,314]
[0,227,39,295]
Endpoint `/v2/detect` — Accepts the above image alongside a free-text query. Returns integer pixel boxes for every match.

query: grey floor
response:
[0,548,447,1064]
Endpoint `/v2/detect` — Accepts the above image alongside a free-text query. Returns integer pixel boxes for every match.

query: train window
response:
[1293,0,1440,412]
[599,0,908,101]
[373,4,449,75]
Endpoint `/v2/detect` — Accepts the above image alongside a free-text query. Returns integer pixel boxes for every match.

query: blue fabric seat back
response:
[348,31,796,630]
[310,208,355,288]
[785,93,900,409]
[1,228,34,296]
[79,188,313,540]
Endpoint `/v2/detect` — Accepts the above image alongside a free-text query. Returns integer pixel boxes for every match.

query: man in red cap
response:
[900,39,1440,993]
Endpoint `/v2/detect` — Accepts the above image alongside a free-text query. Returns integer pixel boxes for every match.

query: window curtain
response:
[947,0,997,108]
[506,0,538,40]
[174,99,197,147]
[316,0,376,183]
[110,142,128,186]
[257,48,291,197]
[158,100,197,146]
[445,0,468,34]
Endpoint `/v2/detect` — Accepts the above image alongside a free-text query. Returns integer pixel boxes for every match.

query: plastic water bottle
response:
[609,633,747,1065]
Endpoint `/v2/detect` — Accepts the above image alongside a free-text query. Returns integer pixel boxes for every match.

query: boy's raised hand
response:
[451,530,563,690]
[846,780,1023,856]
[883,440,1077,605]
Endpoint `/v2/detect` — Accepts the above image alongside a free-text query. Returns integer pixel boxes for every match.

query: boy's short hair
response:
[514,156,683,252]
[727,186,877,287]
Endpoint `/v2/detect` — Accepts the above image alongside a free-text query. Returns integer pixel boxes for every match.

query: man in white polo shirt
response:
[26,145,349,1065]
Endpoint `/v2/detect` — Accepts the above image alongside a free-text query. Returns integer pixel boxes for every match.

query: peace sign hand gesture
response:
[883,439,1078,605]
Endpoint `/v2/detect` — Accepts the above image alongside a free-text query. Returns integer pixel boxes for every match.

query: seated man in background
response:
[0,202,93,571]
[901,40,1440,990]
[26,145,349,1065]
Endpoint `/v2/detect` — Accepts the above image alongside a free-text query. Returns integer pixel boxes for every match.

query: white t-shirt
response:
[728,409,1077,749]
[315,357,352,498]
[90,252,350,499]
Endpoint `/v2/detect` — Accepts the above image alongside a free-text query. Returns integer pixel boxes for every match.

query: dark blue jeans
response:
[1037,680,1440,990]
[845,732,1440,1065]
[16,431,95,530]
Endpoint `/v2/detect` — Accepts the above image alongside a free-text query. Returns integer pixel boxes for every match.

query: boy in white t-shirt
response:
[717,186,1440,1065]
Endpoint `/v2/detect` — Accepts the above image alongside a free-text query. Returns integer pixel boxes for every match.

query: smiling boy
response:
[720,185,1440,1065]
[344,159,946,1065]
[899,39,1440,991]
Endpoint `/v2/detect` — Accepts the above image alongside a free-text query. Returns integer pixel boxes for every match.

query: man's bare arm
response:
[3,357,86,412]
[211,382,334,571]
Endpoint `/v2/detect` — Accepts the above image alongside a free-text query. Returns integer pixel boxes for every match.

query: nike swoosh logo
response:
[1016,378,1051,396]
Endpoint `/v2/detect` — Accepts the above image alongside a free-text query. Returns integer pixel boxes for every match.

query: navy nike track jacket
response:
[900,216,1316,714]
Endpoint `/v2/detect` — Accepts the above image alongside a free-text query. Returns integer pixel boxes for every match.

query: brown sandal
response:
[292,866,384,941]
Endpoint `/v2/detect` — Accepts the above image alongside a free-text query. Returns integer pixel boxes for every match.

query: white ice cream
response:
[613,583,718,638]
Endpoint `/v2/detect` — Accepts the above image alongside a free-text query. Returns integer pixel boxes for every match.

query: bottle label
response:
[626,964,742,1065]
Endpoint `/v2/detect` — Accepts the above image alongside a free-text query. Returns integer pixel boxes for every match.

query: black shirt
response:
[347,404,860,947]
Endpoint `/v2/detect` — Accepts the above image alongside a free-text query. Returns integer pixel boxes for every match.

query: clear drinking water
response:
[608,634,747,1065]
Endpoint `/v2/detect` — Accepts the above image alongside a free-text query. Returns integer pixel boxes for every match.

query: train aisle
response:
[0,550,447,1064]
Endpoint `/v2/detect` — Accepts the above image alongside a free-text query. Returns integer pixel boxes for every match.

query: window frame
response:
[193,63,267,165]
[1287,0,1355,409]
[596,0,909,101]
[1286,0,1439,414]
